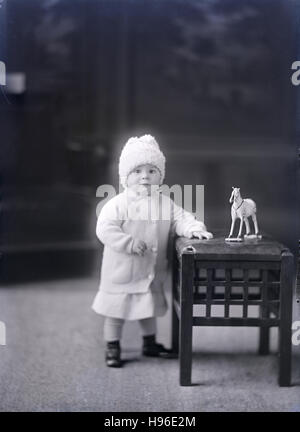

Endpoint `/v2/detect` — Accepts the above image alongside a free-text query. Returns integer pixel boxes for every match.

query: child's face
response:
[127,164,161,189]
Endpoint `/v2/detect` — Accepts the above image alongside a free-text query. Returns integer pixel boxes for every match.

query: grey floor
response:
[0,277,299,412]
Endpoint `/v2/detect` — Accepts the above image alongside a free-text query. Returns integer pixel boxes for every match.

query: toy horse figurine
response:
[225,187,262,242]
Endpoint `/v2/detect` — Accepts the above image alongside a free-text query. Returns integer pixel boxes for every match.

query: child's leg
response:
[103,317,125,342]
[139,317,157,336]
[103,317,124,368]
[139,318,177,358]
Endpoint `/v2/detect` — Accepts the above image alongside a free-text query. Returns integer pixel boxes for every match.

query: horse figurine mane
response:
[226,187,262,242]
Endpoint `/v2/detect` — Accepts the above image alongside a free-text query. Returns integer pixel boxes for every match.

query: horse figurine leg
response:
[244,217,251,236]
[251,213,259,235]
[237,217,244,238]
[244,212,262,240]
[228,216,237,238]
[251,213,262,238]
[226,215,243,242]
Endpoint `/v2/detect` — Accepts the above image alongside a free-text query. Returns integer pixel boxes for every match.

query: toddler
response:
[92,135,213,367]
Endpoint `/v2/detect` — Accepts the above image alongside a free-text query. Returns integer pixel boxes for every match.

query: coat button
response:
[151,247,158,253]
[148,274,153,279]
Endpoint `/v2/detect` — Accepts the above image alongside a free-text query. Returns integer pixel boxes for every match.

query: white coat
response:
[92,187,206,320]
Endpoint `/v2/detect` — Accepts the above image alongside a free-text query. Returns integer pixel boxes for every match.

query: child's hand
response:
[192,230,213,240]
[132,239,147,256]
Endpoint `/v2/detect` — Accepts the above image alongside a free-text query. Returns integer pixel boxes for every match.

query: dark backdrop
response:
[0,0,298,281]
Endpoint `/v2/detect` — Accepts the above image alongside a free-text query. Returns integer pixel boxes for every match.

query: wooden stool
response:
[171,232,294,386]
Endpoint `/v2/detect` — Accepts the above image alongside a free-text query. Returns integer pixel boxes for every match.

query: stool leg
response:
[172,252,179,355]
[179,304,193,386]
[279,252,294,387]
[259,327,270,355]
[179,253,194,386]
[172,299,179,354]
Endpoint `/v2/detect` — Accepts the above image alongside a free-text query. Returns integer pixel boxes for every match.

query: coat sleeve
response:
[96,196,134,254]
[170,199,207,238]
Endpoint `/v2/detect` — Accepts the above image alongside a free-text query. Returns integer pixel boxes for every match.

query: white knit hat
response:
[119,134,166,188]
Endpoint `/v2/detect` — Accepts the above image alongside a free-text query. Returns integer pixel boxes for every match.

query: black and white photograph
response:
[0,0,300,414]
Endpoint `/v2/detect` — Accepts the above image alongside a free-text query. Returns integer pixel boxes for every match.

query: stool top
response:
[175,231,291,261]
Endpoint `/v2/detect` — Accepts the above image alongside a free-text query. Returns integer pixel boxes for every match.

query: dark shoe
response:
[105,341,122,367]
[142,335,178,359]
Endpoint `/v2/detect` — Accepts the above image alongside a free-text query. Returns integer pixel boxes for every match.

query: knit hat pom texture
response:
[119,134,166,188]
